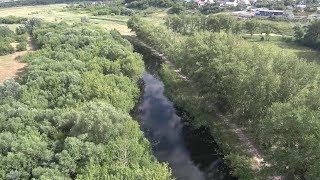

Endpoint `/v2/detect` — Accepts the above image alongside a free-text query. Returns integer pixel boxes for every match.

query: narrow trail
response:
[126,35,282,179]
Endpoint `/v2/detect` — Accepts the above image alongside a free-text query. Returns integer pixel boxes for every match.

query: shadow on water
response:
[132,41,237,180]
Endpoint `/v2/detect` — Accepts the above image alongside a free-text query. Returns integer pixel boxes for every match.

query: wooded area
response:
[129,16,320,179]
[0,21,172,179]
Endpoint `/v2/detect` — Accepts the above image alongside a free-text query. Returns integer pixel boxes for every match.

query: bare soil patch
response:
[0,38,34,84]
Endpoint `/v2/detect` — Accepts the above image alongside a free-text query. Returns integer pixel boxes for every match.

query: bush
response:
[199,3,223,15]
[127,1,150,10]
[225,154,255,179]
[281,36,293,42]
[0,26,14,38]
[0,43,14,55]
[80,16,90,23]
[16,25,28,35]
[15,34,28,42]
[168,3,186,14]
[16,42,27,51]
[0,16,27,24]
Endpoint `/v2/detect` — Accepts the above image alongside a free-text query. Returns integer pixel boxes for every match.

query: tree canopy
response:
[0,21,172,179]
[129,17,320,179]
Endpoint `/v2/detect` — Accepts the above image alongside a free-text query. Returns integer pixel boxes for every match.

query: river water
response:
[133,42,237,180]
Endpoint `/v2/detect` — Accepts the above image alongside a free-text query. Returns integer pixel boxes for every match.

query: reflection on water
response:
[138,73,236,180]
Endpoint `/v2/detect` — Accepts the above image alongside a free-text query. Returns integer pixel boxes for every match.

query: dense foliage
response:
[303,19,320,49]
[66,3,135,16]
[0,0,96,8]
[0,17,33,55]
[0,22,172,179]
[125,0,177,9]
[165,14,294,36]
[0,26,16,55]
[129,17,320,179]
[16,42,27,51]
[0,16,27,24]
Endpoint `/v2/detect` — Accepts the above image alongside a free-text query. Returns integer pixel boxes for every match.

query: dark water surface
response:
[133,41,236,180]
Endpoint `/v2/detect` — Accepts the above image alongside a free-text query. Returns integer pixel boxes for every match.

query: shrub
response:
[0,16,27,24]
[15,34,28,42]
[16,25,28,35]
[168,3,186,14]
[0,26,14,38]
[0,43,14,55]
[16,42,27,51]
[80,16,90,23]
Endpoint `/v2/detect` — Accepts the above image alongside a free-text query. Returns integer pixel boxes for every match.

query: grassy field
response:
[243,35,320,64]
[0,4,134,34]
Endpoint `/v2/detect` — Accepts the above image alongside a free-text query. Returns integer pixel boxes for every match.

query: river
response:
[133,41,237,180]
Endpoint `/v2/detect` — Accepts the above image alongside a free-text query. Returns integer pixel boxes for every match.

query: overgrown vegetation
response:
[0,26,16,55]
[125,0,177,9]
[0,0,95,8]
[0,17,32,55]
[165,14,294,36]
[0,16,27,24]
[16,42,27,51]
[129,17,320,179]
[159,64,256,179]
[66,3,136,16]
[0,21,172,179]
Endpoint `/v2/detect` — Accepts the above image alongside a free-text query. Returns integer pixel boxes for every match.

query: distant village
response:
[1,0,320,20]
[186,0,320,20]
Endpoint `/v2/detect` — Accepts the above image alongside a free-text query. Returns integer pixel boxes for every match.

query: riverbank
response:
[126,35,262,179]
[159,64,257,179]
[136,72,235,179]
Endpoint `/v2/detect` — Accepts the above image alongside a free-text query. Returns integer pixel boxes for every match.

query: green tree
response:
[24,17,42,34]
[245,20,260,36]
[303,19,320,48]
[294,25,304,42]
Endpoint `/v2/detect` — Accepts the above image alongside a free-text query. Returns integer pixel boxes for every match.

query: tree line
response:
[129,17,320,179]
[0,16,27,24]
[165,14,294,36]
[0,20,172,179]
[66,3,136,16]
[0,0,97,8]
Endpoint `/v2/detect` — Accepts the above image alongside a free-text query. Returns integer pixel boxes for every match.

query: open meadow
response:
[244,35,320,64]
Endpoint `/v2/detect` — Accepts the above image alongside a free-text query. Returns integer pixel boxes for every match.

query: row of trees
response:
[124,0,178,9]
[0,16,27,24]
[129,17,320,179]
[165,14,294,36]
[66,3,136,16]
[0,21,172,179]
[0,0,96,8]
